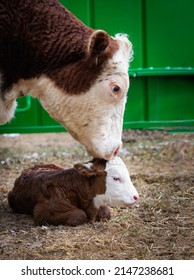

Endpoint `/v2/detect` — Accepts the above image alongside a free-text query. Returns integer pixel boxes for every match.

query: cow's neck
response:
[3,75,93,136]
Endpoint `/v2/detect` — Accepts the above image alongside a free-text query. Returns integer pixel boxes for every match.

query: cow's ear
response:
[88,30,109,56]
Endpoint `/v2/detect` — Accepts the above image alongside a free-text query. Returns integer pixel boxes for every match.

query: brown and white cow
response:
[0,0,133,160]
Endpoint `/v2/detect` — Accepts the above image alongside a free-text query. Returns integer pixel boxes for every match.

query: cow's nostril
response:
[134,195,139,201]
[114,145,120,157]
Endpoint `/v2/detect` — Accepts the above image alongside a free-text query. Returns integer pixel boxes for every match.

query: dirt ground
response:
[0,130,193,260]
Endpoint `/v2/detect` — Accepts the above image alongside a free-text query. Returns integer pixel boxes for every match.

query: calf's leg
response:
[33,201,87,226]
[96,205,111,222]
[64,209,88,227]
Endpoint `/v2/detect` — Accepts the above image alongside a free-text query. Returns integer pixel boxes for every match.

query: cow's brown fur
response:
[8,160,111,226]
[0,0,118,95]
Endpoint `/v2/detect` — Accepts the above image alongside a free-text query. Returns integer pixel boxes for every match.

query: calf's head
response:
[103,156,139,207]
[40,32,133,160]
[74,156,139,208]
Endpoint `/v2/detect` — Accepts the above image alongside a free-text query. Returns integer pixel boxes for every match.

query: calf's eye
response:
[113,177,121,182]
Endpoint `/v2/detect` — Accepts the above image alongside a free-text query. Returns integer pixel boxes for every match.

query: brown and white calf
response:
[0,0,133,160]
[8,157,139,226]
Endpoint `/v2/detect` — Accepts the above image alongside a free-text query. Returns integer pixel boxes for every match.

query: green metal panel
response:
[0,97,40,133]
[60,0,91,26]
[145,0,194,67]
[129,67,194,77]
[125,0,194,131]
[92,0,143,68]
[148,76,194,121]
[124,78,145,123]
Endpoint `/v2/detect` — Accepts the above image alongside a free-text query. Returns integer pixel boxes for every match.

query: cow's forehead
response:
[104,34,132,79]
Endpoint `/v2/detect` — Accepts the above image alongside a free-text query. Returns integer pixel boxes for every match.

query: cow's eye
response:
[111,85,120,93]
[113,177,121,182]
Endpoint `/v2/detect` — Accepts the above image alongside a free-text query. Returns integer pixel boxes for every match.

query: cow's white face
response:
[93,156,139,208]
[38,34,132,160]
[76,36,131,160]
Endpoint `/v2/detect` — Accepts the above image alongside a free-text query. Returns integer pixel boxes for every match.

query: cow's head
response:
[72,32,133,160]
[38,31,133,160]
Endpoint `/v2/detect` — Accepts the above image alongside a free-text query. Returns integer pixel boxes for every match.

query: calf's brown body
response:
[8,162,111,226]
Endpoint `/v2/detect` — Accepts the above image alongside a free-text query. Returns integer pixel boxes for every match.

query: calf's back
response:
[8,164,84,215]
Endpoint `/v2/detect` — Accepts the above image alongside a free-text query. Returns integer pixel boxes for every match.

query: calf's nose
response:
[133,195,139,201]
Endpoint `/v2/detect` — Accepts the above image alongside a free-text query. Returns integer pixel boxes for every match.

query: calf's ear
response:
[74,162,105,177]
[88,30,109,57]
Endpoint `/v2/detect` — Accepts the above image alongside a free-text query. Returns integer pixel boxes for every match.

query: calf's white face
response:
[93,156,139,208]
